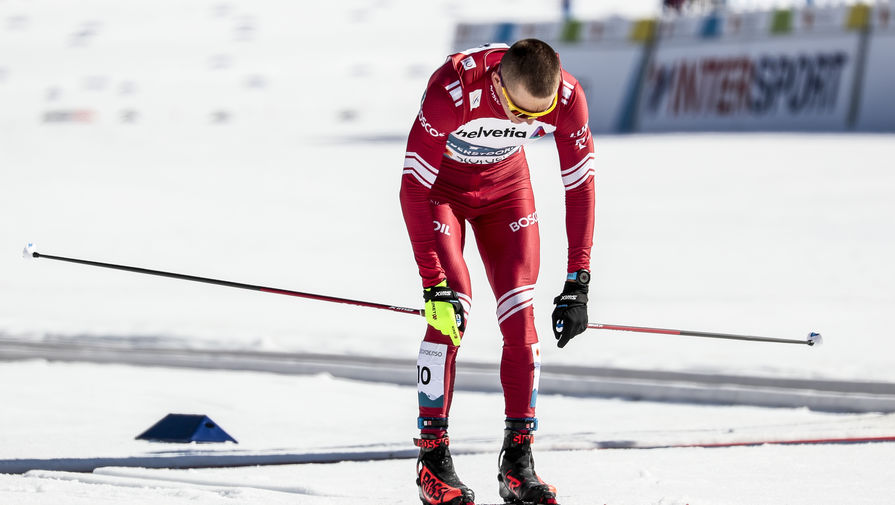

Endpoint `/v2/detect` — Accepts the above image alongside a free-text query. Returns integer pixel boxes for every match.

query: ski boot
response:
[497,419,558,505]
[415,433,476,505]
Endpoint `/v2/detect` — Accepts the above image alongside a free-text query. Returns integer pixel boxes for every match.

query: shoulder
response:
[552,68,590,136]
[436,44,507,93]
[423,44,507,114]
[558,68,586,106]
[446,44,508,84]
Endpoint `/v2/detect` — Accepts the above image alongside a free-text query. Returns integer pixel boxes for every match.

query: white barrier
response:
[857,1,895,131]
[550,43,645,133]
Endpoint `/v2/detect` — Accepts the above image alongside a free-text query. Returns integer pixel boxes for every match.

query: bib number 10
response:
[417,365,431,385]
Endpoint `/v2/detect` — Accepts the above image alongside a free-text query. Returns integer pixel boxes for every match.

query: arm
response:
[399,71,463,288]
[554,79,596,275]
[550,78,595,348]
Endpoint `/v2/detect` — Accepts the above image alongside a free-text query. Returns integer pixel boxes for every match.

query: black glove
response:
[551,272,589,348]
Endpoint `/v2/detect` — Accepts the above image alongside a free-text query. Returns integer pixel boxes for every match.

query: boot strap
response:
[418,417,449,430]
[505,417,538,432]
[414,436,449,449]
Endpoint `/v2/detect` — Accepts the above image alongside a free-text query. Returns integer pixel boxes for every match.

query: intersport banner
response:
[637,34,860,132]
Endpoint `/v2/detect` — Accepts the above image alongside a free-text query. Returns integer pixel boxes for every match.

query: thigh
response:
[471,188,540,327]
[430,203,472,315]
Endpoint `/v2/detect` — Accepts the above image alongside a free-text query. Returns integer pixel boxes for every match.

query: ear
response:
[491,71,501,88]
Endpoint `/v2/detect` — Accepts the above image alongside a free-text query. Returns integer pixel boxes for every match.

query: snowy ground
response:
[1,361,894,504]
[2,0,895,503]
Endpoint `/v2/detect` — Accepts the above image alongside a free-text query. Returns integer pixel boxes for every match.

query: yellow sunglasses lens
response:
[501,85,557,119]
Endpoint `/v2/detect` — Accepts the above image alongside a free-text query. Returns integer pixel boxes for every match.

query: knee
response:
[498,310,538,346]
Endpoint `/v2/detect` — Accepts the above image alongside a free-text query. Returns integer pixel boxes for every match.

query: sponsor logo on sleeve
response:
[570,124,590,150]
[418,110,445,137]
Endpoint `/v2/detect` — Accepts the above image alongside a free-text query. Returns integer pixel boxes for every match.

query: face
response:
[491,70,558,125]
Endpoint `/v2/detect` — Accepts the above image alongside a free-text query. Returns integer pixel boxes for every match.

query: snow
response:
[2,361,894,504]
[2,0,895,503]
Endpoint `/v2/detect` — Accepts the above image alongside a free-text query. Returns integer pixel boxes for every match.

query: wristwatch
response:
[567,269,590,287]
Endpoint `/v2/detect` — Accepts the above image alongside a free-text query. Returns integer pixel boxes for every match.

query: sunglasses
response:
[498,69,558,120]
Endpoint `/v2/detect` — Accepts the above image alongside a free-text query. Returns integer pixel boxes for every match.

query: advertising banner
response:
[637,34,860,132]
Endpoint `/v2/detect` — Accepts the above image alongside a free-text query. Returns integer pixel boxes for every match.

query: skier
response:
[400,39,595,505]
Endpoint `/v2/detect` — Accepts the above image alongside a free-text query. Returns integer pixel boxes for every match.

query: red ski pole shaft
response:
[27,248,424,317]
[588,323,820,346]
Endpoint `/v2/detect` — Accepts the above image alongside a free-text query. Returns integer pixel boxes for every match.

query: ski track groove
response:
[24,469,329,497]
[2,336,895,413]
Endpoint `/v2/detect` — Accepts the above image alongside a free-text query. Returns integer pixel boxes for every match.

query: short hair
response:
[500,39,561,98]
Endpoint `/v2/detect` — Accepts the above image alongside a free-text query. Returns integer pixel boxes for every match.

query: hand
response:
[551,276,589,348]
[423,280,466,346]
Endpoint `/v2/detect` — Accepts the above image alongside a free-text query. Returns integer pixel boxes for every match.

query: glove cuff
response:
[424,281,457,302]
[562,277,588,292]
[553,290,588,305]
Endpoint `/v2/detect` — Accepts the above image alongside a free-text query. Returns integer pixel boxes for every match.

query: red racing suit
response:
[400,44,595,425]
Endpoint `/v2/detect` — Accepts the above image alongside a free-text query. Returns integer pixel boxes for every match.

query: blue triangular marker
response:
[136,414,237,443]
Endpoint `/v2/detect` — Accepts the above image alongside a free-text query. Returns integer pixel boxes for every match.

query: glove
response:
[423,280,466,346]
[551,275,589,348]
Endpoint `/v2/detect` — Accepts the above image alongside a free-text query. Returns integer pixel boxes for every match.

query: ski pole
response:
[587,323,822,347]
[24,244,822,347]
[23,244,423,317]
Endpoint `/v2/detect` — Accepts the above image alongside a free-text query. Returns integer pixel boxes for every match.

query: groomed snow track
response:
[3,435,895,475]
[2,336,895,414]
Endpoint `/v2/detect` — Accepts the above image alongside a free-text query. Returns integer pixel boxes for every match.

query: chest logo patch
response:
[469,89,482,111]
